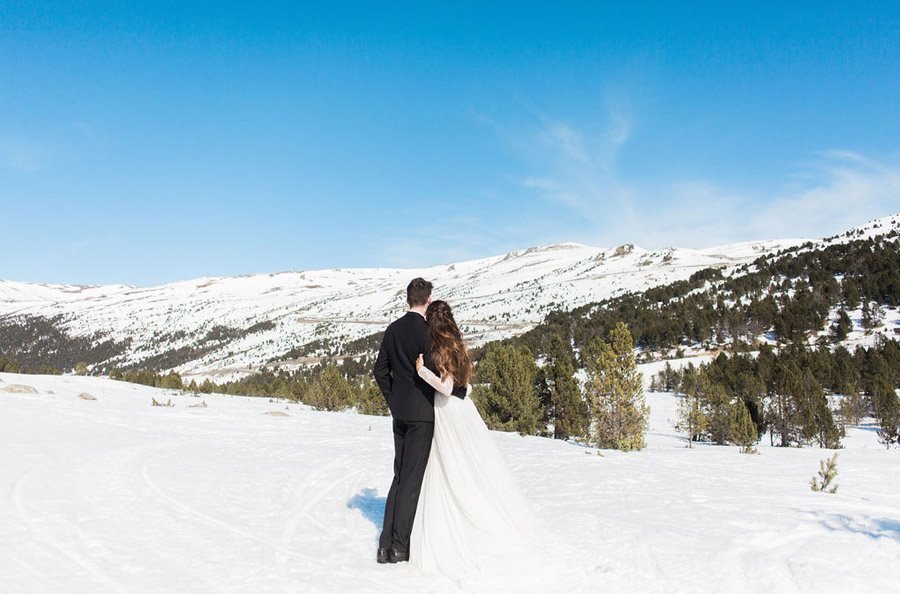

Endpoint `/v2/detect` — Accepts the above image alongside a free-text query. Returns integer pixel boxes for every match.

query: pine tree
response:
[472,343,543,435]
[74,362,88,376]
[731,399,758,453]
[837,382,864,425]
[861,300,882,331]
[812,392,843,449]
[355,380,390,416]
[584,322,649,451]
[676,381,708,447]
[841,279,861,310]
[831,309,852,342]
[768,361,806,447]
[662,362,677,392]
[874,379,900,448]
[159,371,183,390]
[304,365,354,411]
[537,334,588,440]
[703,376,733,445]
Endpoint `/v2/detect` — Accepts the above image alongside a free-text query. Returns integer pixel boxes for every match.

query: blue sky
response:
[2,1,898,286]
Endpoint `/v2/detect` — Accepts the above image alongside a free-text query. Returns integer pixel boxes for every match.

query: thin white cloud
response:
[68,236,118,252]
[380,105,899,265]
[514,109,900,248]
[0,136,51,172]
[743,153,900,240]
[635,152,900,247]
[538,124,590,163]
[518,105,641,240]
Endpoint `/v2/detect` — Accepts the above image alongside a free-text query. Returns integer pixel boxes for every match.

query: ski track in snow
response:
[1,372,899,593]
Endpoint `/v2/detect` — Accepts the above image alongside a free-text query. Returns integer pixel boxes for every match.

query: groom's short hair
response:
[407,278,433,307]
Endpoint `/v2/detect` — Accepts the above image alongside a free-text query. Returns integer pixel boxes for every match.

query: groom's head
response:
[407,277,433,308]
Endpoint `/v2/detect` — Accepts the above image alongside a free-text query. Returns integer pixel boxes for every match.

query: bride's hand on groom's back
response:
[415,353,424,372]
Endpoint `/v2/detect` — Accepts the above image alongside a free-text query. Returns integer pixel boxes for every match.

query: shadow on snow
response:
[347,488,386,529]
[817,512,900,541]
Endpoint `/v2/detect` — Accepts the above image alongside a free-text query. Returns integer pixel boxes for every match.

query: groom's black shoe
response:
[388,548,409,563]
[377,548,390,564]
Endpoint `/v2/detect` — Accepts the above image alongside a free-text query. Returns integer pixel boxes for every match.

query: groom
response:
[373,278,465,564]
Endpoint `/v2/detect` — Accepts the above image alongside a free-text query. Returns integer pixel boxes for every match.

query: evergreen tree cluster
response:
[473,323,649,451]
[655,340,900,448]
[674,363,766,450]
[0,314,130,374]
[0,354,61,376]
[110,368,188,391]
[536,335,588,440]
[110,362,391,417]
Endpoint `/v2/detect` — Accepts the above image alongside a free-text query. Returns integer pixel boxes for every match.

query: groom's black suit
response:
[374,311,465,554]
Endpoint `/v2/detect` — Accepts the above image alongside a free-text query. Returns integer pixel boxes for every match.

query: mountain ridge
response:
[1,213,898,380]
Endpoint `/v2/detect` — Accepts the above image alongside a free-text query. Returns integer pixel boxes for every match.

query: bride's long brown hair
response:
[426,300,472,386]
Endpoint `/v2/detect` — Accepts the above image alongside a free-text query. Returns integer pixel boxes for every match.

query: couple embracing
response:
[373,278,536,578]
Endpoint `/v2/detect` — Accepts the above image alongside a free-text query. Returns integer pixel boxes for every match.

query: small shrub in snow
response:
[809,453,839,494]
[151,398,174,407]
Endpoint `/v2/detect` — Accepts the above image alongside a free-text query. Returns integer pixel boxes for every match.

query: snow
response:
[2,371,898,593]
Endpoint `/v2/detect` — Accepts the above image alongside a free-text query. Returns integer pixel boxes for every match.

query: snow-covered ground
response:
[2,371,898,593]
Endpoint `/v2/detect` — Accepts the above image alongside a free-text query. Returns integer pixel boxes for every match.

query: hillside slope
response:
[1,214,897,381]
[0,240,805,380]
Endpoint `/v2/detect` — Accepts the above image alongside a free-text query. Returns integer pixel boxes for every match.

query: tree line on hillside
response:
[506,236,899,360]
[0,355,61,376]
[107,364,391,417]
[0,314,130,373]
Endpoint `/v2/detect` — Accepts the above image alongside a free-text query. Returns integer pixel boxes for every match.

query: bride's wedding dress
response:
[409,366,538,578]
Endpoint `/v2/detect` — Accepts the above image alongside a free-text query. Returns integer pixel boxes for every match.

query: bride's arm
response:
[415,354,454,396]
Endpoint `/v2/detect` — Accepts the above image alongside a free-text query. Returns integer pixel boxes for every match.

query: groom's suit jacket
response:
[374,311,465,422]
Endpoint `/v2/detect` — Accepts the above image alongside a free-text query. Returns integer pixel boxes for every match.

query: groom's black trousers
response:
[380,419,434,552]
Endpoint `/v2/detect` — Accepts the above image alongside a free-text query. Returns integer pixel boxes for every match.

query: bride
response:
[410,300,537,578]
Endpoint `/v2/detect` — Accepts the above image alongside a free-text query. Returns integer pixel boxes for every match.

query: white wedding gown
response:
[409,366,538,579]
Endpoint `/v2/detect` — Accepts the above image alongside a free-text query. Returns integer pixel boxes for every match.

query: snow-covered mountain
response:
[1,214,898,380]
